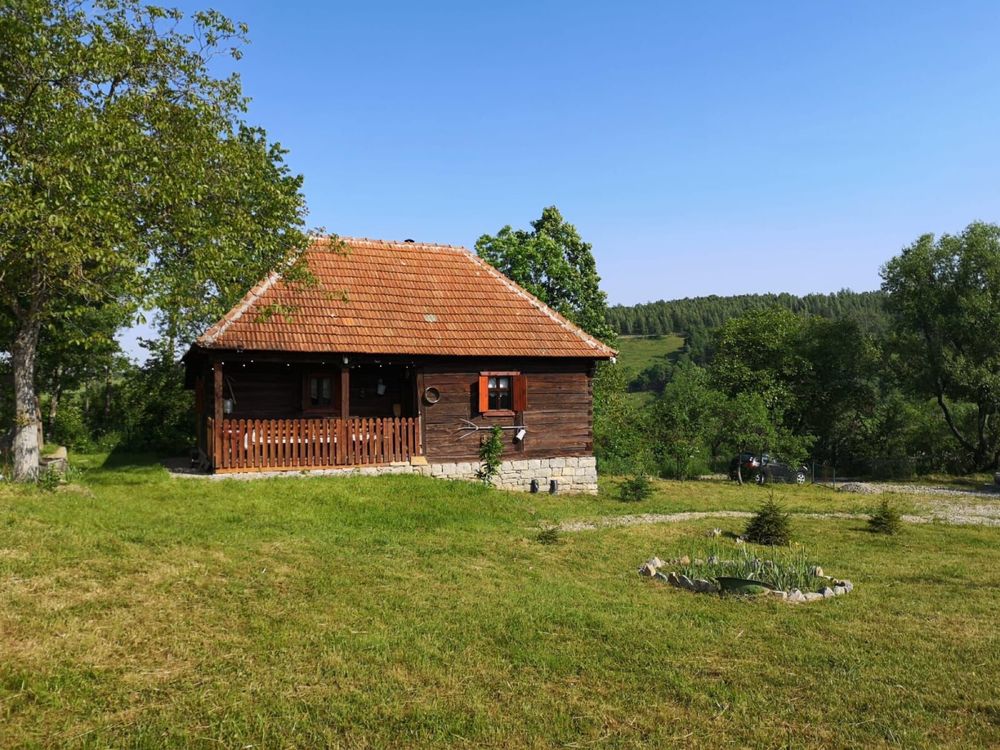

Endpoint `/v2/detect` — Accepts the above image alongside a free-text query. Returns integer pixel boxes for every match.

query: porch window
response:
[309,376,333,407]
[478,372,527,415]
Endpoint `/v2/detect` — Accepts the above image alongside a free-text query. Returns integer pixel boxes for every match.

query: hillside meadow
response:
[614,333,686,372]
[1,454,998,748]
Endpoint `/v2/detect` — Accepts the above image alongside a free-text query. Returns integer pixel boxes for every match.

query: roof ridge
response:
[334,236,470,253]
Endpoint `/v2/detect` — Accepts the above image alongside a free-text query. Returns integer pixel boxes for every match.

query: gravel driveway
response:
[558,496,1000,532]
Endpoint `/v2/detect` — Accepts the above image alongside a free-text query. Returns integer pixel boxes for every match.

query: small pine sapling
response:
[743,493,792,545]
[868,498,903,535]
[619,473,653,502]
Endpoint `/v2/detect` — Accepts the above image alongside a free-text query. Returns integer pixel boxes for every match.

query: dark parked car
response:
[728,452,760,481]
[729,453,809,484]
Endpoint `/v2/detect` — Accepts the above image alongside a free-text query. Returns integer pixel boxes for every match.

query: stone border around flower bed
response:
[638,557,854,603]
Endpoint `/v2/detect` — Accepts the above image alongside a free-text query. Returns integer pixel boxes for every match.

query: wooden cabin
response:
[182,237,615,492]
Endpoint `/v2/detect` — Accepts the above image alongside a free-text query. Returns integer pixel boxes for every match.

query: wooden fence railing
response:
[208,416,422,472]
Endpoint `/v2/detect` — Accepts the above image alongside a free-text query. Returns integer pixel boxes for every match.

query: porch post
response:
[338,365,349,465]
[213,361,223,470]
[340,366,350,419]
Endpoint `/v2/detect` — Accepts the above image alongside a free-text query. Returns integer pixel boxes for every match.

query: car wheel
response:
[795,471,806,484]
[754,472,766,485]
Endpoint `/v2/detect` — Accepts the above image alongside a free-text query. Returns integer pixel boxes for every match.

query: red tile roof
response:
[195,237,616,359]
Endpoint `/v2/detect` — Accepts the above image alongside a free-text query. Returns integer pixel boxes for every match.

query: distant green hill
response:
[609,289,888,393]
[608,289,887,337]
[615,334,685,372]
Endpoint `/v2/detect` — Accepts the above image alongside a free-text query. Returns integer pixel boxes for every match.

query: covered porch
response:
[192,356,424,473]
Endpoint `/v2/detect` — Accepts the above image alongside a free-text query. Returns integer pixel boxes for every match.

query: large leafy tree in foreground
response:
[476,206,616,343]
[882,222,1000,470]
[0,0,308,479]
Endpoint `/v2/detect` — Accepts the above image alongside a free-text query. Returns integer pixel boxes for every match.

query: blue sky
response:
[164,1,1000,304]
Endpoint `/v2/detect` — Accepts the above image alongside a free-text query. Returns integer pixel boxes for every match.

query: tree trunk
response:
[103,365,113,425]
[47,365,63,436]
[11,316,42,481]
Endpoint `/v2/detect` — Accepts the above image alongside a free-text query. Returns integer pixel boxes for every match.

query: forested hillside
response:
[608,290,887,337]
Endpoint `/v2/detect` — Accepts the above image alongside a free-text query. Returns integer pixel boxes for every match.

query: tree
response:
[592,361,653,474]
[0,1,309,479]
[711,306,812,425]
[652,361,721,479]
[476,206,616,343]
[881,222,1000,470]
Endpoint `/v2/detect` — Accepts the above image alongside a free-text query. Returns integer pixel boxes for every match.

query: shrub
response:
[37,466,62,493]
[537,525,561,545]
[743,496,792,545]
[476,425,504,485]
[619,473,653,502]
[868,499,903,535]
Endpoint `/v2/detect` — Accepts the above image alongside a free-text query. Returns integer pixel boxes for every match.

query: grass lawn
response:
[614,334,686,372]
[2,455,998,748]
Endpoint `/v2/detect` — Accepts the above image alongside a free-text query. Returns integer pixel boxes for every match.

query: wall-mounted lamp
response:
[515,428,526,441]
[376,378,386,396]
[549,479,558,494]
[530,479,539,493]
[223,398,234,415]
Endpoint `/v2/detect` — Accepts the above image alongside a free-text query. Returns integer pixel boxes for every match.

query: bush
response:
[868,499,903,535]
[475,425,504,485]
[744,496,792,545]
[51,402,94,451]
[536,525,561,545]
[619,473,653,503]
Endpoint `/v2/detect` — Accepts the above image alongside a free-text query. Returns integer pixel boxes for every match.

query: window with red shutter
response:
[478,371,521,415]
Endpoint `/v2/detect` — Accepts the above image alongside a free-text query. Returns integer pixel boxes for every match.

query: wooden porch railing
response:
[207,416,422,473]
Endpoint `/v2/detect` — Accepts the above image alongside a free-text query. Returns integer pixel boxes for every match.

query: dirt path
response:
[558,502,1000,532]
[833,481,1000,499]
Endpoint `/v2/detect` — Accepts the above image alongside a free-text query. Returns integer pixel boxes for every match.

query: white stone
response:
[550,458,566,468]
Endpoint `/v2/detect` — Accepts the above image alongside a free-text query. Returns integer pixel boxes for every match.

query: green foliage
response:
[743,496,793,546]
[652,362,722,479]
[868,499,903,535]
[50,401,91,451]
[476,425,504,485]
[677,541,824,592]
[36,465,61,492]
[592,361,655,474]
[882,222,1000,470]
[536,525,561,545]
[476,206,616,343]
[0,0,309,479]
[618,473,653,503]
[607,289,888,339]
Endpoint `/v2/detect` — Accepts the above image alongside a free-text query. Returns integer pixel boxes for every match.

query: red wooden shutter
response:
[513,374,527,412]
[478,374,489,413]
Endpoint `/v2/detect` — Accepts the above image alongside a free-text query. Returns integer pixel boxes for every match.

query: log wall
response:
[420,360,594,462]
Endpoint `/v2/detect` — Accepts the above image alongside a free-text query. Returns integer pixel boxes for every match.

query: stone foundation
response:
[418,456,598,494]
[193,456,598,494]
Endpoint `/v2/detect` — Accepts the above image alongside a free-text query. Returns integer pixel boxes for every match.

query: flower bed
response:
[638,540,854,603]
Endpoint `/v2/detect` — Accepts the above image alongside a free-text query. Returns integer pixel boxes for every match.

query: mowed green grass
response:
[1,456,998,748]
[614,333,686,372]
